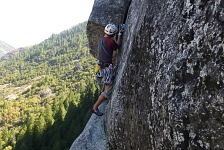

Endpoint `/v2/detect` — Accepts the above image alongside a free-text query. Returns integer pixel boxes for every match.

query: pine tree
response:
[44,104,54,127]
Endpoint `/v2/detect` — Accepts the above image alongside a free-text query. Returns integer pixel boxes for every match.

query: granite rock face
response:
[85,0,224,149]
[86,0,131,57]
[107,0,224,149]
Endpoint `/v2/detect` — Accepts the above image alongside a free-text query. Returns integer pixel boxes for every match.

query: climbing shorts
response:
[101,84,113,99]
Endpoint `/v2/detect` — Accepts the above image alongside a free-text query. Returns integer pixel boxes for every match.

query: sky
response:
[0,0,94,48]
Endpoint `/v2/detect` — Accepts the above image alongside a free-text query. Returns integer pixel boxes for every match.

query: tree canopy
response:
[0,22,100,150]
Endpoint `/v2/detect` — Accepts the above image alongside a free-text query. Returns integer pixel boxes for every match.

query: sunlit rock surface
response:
[70,102,107,150]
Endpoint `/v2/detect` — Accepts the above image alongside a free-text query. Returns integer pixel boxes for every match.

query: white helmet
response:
[104,24,118,35]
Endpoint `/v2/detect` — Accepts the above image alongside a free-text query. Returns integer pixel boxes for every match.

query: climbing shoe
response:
[92,108,103,116]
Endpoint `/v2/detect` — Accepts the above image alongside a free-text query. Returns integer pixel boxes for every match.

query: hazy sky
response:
[0,0,94,48]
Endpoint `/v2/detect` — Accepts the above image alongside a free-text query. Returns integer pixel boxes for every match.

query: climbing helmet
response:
[104,24,118,35]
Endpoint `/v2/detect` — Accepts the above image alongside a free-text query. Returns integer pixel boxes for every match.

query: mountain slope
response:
[0,22,99,150]
[0,40,15,58]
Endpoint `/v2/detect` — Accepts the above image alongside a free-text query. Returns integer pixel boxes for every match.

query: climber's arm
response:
[116,32,122,47]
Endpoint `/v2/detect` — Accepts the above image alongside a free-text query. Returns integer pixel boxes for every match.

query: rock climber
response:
[92,23,123,116]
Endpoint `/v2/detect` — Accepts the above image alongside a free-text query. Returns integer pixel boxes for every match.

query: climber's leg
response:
[92,84,113,116]
[92,94,105,116]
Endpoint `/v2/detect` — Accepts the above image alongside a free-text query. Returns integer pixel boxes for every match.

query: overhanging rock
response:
[86,0,131,58]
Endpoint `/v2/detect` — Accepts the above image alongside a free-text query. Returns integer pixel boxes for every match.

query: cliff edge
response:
[70,101,108,150]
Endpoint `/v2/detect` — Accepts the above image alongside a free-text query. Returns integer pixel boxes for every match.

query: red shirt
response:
[98,37,118,64]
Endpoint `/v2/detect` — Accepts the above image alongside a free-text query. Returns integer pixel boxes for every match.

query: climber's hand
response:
[120,24,125,33]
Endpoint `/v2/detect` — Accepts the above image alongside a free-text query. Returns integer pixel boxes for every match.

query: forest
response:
[0,22,99,150]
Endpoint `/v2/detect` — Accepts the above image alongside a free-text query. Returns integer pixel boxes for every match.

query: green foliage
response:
[14,85,98,150]
[0,22,100,150]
